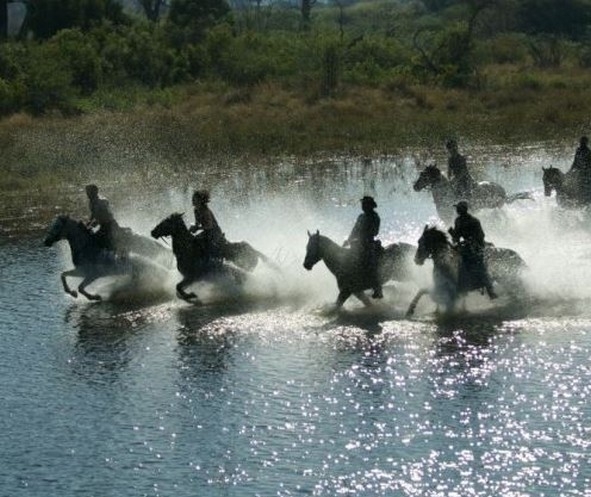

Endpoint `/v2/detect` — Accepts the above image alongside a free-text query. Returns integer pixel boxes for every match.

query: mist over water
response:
[3,143,591,496]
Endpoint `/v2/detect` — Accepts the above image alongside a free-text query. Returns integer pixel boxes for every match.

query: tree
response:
[518,0,591,40]
[0,0,7,40]
[137,0,168,22]
[27,0,126,40]
[300,0,316,30]
[168,0,231,43]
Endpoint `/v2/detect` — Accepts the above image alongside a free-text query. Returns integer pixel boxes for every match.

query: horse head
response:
[415,225,449,265]
[151,213,186,239]
[303,230,321,270]
[413,164,443,192]
[44,215,71,247]
[542,166,563,197]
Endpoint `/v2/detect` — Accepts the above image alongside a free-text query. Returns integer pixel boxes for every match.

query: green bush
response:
[51,29,102,94]
[22,44,76,115]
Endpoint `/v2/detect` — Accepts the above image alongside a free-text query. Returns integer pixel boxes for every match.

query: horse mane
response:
[423,225,450,246]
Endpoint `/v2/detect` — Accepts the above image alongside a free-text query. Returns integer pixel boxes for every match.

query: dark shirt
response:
[447,151,470,182]
[193,205,224,244]
[348,210,380,249]
[450,212,485,250]
[89,196,116,226]
[448,151,474,198]
[571,144,591,173]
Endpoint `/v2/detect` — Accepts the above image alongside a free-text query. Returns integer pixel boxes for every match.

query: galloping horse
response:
[542,166,585,208]
[303,230,416,308]
[44,215,156,301]
[413,165,531,223]
[150,213,272,302]
[406,226,527,316]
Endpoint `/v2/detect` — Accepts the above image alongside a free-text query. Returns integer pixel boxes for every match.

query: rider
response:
[446,139,475,200]
[569,136,591,202]
[85,184,119,251]
[344,195,383,299]
[448,201,497,300]
[189,189,226,265]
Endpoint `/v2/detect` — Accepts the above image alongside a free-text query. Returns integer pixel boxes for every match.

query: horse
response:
[406,226,527,316]
[150,213,272,302]
[44,215,157,301]
[542,166,586,208]
[413,165,531,223]
[302,230,416,308]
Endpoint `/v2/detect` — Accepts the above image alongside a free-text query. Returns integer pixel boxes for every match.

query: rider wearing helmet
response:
[448,201,497,300]
[446,139,475,200]
[190,189,226,264]
[344,195,383,299]
[85,184,119,251]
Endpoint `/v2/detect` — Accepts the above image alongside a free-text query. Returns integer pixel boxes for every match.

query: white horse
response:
[413,165,531,223]
[406,226,526,316]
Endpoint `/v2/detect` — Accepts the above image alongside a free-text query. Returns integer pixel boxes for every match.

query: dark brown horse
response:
[44,215,158,301]
[151,213,273,302]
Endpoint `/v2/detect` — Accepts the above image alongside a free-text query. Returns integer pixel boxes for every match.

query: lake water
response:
[2,145,591,496]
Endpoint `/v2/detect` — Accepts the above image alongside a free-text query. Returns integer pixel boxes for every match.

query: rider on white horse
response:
[86,184,119,251]
[344,195,383,299]
[190,189,226,265]
[446,139,476,200]
[448,201,497,300]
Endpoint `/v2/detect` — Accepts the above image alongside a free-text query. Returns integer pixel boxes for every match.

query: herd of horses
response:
[43,163,579,315]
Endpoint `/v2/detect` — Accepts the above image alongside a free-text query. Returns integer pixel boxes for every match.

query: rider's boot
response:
[372,286,383,299]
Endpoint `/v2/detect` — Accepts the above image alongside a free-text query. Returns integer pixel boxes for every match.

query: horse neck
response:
[317,236,347,274]
[170,224,194,257]
[431,175,454,200]
[64,221,93,262]
[431,242,459,277]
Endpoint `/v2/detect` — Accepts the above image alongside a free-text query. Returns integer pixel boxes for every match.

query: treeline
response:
[2,0,591,116]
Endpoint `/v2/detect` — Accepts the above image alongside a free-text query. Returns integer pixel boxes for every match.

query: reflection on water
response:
[3,149,591,496]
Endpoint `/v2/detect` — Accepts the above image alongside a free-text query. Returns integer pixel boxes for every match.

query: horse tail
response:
[506,191,533,203]
[223,241,280,272]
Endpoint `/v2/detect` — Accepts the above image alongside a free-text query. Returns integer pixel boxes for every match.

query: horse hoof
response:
[69,291,78,298]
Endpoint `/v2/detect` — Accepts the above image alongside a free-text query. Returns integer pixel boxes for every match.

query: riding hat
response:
[454,200,469,212]
[193,189,211,203]
[361,196,377,208]
[85,184,99,196]
[445,138,457,150]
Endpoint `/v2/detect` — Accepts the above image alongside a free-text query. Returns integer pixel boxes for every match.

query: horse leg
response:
[61,269,81,298]
[78,276,102,301]
[406,288,429,317]
[354,292,372,307]
[176,277,199,302]
[335,289,352,308]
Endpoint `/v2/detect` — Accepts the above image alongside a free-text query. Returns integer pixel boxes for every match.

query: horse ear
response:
[542,167,547,171]
[316,230,319,235]
[307,230,311,237]
[423,224,428,233]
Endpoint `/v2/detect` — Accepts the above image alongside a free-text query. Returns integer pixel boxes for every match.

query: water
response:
[2,146,591,496]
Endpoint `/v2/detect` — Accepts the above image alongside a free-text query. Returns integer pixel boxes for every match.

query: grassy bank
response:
[1,68,590,234]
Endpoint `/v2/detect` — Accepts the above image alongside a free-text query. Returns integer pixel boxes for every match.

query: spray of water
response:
[57,145,591,318]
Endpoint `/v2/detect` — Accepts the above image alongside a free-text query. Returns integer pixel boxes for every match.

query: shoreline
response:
[0,83,584,236]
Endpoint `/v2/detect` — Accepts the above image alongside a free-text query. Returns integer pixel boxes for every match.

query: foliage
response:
[168,0,232,43]
[27,0,127,40]
[0,0,591,117]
